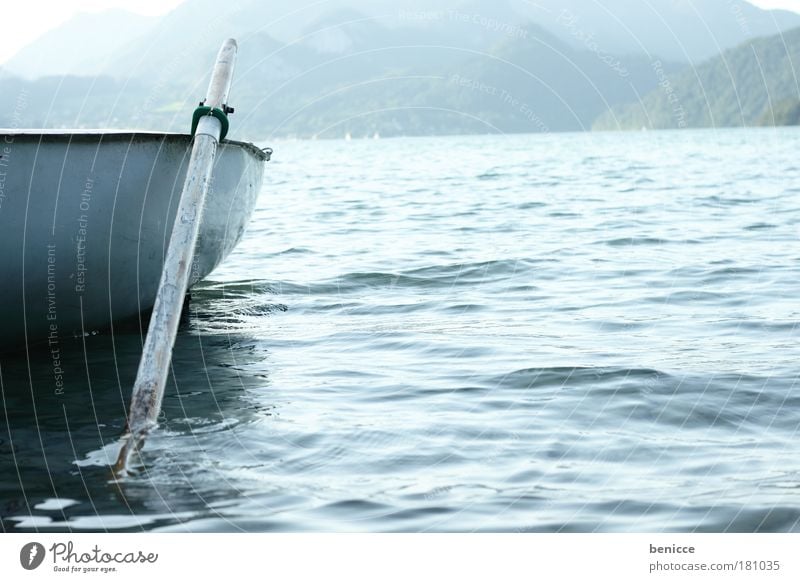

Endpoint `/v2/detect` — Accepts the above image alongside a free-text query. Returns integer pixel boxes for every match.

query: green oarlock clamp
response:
[191,105,230,141]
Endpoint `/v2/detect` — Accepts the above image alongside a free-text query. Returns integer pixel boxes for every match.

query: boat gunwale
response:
[0,130,270,161]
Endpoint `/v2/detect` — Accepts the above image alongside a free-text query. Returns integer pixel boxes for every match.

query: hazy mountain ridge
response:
[594,26,800,130]
[0,73,148,129]
[510,0,800,63]
[0,15,683,138]
[2,0,800,137]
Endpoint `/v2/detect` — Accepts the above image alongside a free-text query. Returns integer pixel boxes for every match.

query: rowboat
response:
[1,39,265,472]
[0,129,268,351]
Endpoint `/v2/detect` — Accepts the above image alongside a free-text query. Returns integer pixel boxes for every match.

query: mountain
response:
[3,9,156,79]
[3,0,800,137]
[412,26,684,134]
[0,72,147,129]
[507,0,800,63]
[759,98,800,125]
[9,0,799,82]
[593,26,800,130]
[0,10,682,138]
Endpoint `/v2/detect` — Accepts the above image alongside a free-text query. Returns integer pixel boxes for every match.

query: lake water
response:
[2,128,800,532]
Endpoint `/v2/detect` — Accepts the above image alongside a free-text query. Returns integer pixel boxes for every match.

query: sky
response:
[0,0,186,63]
[748,0,800,12]
[1,0,800,64]
[755,0,800,8]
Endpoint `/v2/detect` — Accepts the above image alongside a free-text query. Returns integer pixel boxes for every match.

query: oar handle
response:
[206,38,237,110]
[194,39,238,141]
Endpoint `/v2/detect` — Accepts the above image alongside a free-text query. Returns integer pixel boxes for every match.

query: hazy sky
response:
[1,0,184,63]
[2,0,799,64]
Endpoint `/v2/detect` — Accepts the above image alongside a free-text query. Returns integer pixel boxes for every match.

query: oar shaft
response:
[115,39,238,474]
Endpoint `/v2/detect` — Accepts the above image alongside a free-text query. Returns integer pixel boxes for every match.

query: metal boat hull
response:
[0,131,267,349]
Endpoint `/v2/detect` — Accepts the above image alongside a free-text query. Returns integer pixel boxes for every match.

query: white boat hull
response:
[0,131,267,349]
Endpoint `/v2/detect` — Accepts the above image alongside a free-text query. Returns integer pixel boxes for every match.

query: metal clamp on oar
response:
[191,105,231,141]
[115,38,239,475]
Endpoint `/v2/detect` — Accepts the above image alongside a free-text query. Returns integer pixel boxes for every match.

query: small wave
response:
[698,194,754,207]
[271,260,537,295]
[403,259,536,285]
[195,280,278,299]
[476,171,502,180]
[317,499,393,516]
[516,201,547,210]
[267,247,314,256]
[744,223,777,231]
[645,290,727,304]
[601,237,670,246]
[488,366,666,391]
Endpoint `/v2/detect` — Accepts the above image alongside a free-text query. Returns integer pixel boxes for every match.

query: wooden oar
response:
[114,39,238,475]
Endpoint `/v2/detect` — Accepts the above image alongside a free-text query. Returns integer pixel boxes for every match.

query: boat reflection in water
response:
[0,280,283,531]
